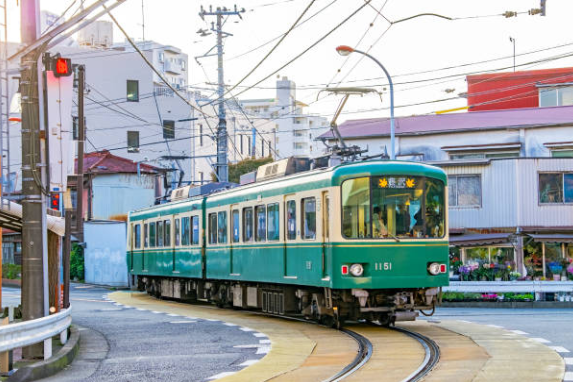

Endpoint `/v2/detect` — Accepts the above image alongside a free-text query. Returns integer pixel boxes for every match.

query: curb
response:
[7,326,80,382]
[440,301,573,308]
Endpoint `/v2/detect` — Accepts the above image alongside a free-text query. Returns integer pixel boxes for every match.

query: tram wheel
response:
[378,313,392,327]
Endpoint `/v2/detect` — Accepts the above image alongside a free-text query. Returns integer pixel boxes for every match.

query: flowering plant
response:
[482,293,498,300]
[510,271,521,278]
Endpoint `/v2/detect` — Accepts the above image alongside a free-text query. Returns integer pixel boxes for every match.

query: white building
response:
[238,77,330,159]
[3,21,275,193]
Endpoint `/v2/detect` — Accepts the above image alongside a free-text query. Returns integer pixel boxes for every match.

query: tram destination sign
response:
[378,177,416,189]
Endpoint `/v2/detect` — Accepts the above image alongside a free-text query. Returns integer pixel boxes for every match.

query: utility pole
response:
[76,65,85,242]
[20,0,48,359]
[198,5,244,183]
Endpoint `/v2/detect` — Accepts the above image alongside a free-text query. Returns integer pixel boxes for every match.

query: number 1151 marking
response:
[374,262,392,271]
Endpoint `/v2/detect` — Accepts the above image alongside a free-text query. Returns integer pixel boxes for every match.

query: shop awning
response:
[528,234,573,243]
[449,233,510,247]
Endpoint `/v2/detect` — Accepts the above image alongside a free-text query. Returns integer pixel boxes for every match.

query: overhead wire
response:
[221,0,317,98]
[216,0,373,103]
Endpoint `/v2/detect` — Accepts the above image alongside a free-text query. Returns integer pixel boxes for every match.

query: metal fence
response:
[0,306,72,358]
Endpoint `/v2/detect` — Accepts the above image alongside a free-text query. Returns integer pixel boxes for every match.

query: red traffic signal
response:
[53,58,72,77]
[50,193,61,210]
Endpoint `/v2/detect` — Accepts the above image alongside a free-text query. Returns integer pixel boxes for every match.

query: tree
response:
[211,156,274,184]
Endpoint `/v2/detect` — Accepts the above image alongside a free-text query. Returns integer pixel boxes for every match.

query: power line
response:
[226,0,339,62]
[222,0,317,98]
[218,0,373,103]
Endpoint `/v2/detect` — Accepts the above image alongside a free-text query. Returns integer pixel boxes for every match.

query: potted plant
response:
[548,262,563,281]
[509,271,521,281]
[494,270,503,281]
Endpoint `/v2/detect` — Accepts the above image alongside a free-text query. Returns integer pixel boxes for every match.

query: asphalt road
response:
[2,284,267,382]
[421,307,573,379]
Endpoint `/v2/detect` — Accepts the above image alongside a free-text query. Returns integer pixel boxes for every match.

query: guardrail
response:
[0,306,72,359]
[444,281,573,293]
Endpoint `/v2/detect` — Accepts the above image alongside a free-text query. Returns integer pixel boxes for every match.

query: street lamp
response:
[336,45,396,160]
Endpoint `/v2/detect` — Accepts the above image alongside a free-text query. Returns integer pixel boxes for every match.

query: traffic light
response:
[50,193,61,210]
[52,57,72,78]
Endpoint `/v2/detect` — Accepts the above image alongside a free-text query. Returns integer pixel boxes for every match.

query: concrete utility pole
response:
[76,65,85,242]
[20,0,48,359]
[198,5,244,183]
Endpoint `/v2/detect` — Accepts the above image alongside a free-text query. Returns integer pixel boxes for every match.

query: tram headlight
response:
[428,262,441,275]
[349,263,364,277]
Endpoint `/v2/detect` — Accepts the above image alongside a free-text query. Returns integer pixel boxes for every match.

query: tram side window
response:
[231,210,240,243]
[342,177,371,239]
[181,217,190,246]
[157,221,164,247]
[301,198,316,240]
[192,216,200,245]
[149,222,156,247]
[174,219,180,246]
[243,207,253,242]
[133,224,141,249]
[218,211,227,244]
[255,205,266,242]
[164,220,171,247]
[286,200,296,240]
[144,223,148,247]
[208,213,217,244]
[267,203,279,241]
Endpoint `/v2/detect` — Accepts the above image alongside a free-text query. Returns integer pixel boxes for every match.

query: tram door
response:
[321,192,330,279]
[230,205,240,275]
[284,196,298,278]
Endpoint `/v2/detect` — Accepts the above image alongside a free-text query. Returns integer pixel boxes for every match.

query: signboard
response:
[46,70,74,193]
[378,177,416,189]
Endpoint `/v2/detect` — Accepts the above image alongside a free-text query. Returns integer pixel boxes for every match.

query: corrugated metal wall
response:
[92,174,156,220]
[445,158,573,230]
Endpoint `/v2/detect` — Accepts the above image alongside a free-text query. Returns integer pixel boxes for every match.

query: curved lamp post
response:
[336,45,395,160]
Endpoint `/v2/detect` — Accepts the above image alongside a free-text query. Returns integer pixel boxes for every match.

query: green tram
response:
[127,160,449,326]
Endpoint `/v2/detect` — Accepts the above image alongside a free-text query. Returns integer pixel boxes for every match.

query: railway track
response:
[260,312,440,382]
[391,326,440,382]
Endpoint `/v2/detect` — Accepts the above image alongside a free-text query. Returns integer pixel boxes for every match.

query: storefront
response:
[450,233,573,281]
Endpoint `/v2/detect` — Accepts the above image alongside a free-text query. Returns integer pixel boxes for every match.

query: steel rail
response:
[241,310,372,381]
[391,325,441,382]
[324,328,373,382]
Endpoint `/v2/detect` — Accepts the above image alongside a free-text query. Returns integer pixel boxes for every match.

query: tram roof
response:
[129,160,446,219]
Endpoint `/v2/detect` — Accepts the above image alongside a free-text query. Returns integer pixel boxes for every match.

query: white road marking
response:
[239,359,259,366]
[259,339,271,344]
[564,371,573,381]
[169,321,198,324]
[234,344,264,349]
[224,323,238,326]
[167,314,181,317]
[510,330,529,335]
[151,311,162,314]
[74,286,94,289]
[564,357,573,365]
[256,345,271,355]
[253,333,266,338]
[549,346,570,353]
[240,327,255,332]
[205,319,220,322]
[531,338,551,344]
[136,308,147,311]
[487,324,504,328]
[208,371,237,380]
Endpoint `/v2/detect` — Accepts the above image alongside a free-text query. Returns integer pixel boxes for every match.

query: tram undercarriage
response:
[137,276,440,327]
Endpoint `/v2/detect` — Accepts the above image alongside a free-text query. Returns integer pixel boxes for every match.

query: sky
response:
[8,0,573,123]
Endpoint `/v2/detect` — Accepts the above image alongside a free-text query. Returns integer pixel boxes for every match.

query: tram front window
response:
[342,176,445,239]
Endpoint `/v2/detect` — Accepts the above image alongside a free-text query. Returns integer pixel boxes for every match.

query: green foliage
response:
[70,243,84,281]
[2,263,21,279]
[210,156,274,184]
